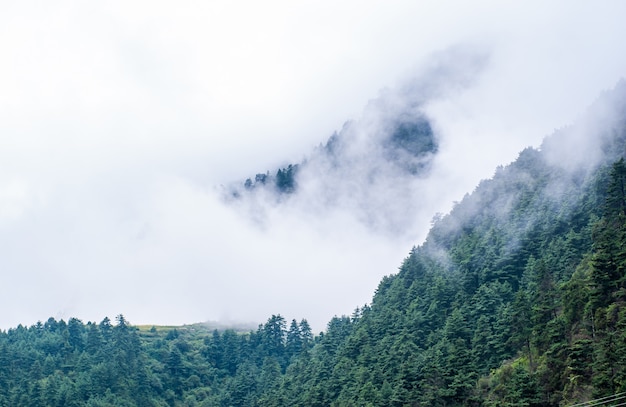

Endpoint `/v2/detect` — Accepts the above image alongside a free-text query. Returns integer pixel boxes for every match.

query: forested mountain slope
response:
[2,81,626,406]
[272,80,626,406]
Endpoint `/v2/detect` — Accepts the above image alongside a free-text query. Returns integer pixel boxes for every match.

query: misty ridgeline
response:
[2,78,626,406]
[225,91,439,239]
[226,47,488,238]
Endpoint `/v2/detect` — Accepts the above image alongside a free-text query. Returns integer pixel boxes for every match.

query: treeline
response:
[0,315,314,406]
[242,164,299,194]
[3,152,625,407]
[3,84,626,406]
[266,157,626,406]
[233,113,437,198]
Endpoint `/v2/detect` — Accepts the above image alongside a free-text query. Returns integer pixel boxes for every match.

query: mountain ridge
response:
[1,81,625,406]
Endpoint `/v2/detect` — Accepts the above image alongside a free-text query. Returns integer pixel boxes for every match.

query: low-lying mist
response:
[1,1,626,332]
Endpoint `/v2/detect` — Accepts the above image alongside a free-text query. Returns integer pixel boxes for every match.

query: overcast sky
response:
[1,1,626,331]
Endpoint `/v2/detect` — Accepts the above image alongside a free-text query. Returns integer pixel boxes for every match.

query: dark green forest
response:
[3,82,626,406]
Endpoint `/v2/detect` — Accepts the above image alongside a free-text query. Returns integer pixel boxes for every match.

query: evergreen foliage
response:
[3,83,626,405]
[234,113,437,198]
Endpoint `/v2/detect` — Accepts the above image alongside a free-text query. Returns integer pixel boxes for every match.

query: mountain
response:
[232,111,437,196]
[225,47,487,236]
[268,80,626,406]
[225,89,439,237]
[1,81,625,406]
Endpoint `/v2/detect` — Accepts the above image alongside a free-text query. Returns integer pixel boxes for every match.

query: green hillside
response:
[2,81,626,406]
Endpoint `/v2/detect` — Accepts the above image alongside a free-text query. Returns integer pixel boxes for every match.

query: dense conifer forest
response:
[3,82,626,406]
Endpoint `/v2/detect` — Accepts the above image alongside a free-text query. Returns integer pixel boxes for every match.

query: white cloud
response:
[1,1,625,330]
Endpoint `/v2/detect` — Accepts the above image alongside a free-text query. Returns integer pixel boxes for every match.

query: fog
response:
[1,1,626,331]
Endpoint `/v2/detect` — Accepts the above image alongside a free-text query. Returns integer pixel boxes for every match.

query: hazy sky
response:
[1,1,626,331]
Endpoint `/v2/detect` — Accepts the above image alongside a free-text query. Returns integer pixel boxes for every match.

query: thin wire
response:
[568,393,626,407]
[588,394,626,407]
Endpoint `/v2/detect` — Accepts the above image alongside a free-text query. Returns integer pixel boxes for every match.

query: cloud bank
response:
[228,45,489,238]
[1,1,626,331]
